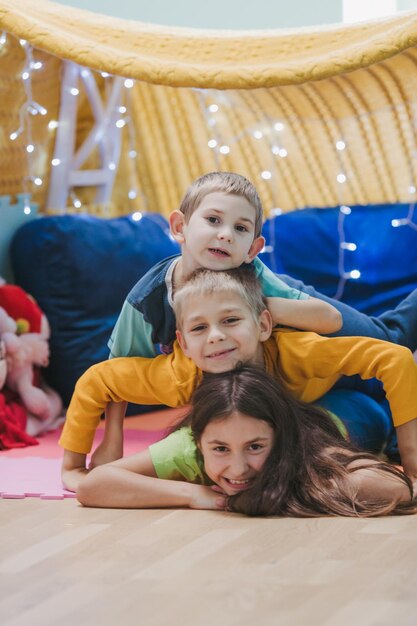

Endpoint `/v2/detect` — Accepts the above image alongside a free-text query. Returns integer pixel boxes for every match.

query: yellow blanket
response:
[1,0,417,215]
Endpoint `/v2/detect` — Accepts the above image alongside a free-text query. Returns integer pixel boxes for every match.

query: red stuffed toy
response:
[0,279,63,449]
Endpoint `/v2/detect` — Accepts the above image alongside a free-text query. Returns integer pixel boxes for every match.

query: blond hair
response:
[173,267,266,330]
[179,172,263,238]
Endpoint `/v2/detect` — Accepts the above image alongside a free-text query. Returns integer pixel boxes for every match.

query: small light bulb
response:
[207,139,217,148]
[48,120,59,130]
[132,211,142,221]
[219,145,230,154]
[118,106,127,114]
[51,158,61,166]
[101,72,110,78]
[253,130,263,139]
[128,190,137,199]
[409,185,416,194]
[340,205,351,215]
[271,208,282,216]
[10,131,19,141]
[271,146,280,155]
[0,33,7,45]
[33,177,43,186]
[340,242,357,251]
[274,122,284,132]
[392,218,408,227]
[279,148,288,158]
[337,173,347,183]
[261,170,272,180]
[81,69,90,78]
[124,79,134,89]
[108,162,116,171]
[70,87,79,96]
[24,206,31,215]
[32,61,43,70]
[19,39,27,46]
[350,270,361,279]
[22,71,30,81]
[128,150,137,158]
[73,199,82,209]
[336,140,346,151]
[26,144,34,153]
[116,119,126,128]
[208,104,218,113]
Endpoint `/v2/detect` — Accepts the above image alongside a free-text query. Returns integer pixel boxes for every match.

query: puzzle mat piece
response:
[0,427,168,499]
[2,408,184,459]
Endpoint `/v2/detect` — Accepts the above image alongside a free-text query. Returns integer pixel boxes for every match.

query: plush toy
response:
[0,278,62,435]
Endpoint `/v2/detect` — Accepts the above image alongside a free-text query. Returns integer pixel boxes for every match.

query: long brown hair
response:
[184,366,416,518]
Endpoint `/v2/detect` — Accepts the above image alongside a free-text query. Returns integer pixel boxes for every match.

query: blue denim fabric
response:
[316,389,398,460]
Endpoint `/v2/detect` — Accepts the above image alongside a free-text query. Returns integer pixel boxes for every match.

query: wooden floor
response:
[1,499,417,625]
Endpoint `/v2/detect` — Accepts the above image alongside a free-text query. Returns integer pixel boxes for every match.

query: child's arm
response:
[253,258,342,334]
[346,458,415,506]
[62,450,88,492]
[396,419,417,479]
[76,449,226,511]
[266,296,342,334]
[278,333,417,475]
[89,401,128,469]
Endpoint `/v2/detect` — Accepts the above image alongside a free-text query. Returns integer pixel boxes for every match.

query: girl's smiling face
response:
[198,410,274,496]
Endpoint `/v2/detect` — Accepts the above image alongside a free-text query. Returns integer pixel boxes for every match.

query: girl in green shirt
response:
[77,366,417,517]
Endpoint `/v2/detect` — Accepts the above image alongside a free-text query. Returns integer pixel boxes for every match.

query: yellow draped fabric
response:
[1,0,417,217]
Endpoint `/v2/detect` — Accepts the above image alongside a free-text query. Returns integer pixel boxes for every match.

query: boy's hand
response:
[61,450,88,492]
[188,484,227,510]
[62,467,89,493]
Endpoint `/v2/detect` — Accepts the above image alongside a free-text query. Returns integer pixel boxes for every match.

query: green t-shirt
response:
[149,427,209,484]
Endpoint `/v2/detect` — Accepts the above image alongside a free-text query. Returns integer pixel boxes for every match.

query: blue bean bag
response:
[11,213,179,408]
[259,202,417,315]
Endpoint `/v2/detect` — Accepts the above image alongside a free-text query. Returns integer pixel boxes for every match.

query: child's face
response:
[170,192,265,272]
[176,290,272,373]
[199,410,274,496]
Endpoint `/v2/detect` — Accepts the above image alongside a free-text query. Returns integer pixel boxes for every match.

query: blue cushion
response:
[260,203,417,315]
[11,213,179,407]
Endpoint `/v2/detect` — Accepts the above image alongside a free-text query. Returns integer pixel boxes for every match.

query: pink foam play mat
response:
[0,408,185,500]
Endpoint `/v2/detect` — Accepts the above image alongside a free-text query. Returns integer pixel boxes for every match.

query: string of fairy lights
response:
[2,33,417,299]
[5,34,47,214]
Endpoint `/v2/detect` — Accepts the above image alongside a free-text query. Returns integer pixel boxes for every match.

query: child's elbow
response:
[76,471,103,507]
[328,308,343,333]
[317,307,343,334]
[76,479,93,507]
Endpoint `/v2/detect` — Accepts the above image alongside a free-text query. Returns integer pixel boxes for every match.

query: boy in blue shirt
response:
[110,171,417,359]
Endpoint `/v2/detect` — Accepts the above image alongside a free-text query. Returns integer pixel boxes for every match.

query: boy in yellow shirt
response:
[60,267,417,492]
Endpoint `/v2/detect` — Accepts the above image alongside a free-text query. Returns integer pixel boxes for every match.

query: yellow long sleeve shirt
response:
[59,329,417,454]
